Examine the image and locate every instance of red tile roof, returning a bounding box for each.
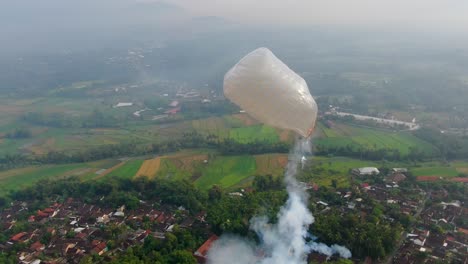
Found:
[164,107,181,115]
[417,176,439,182]
[11,232,27,242]
[30,241,45,251]
[43,208,55,213]
[458,227,468,235]
[94,242,107,252]
[156,213,166,223]
[194,235,219,258]
[76,232,87,239]
[91,240,101,247]
[37,210,49,217]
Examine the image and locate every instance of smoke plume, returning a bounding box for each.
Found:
[207,138,351,264]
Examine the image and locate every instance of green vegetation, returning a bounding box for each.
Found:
[299,157,378,187]
[229,125,279,143]
[0,163,88,194]
[411,166,460,177]
[195,156,256,189]
[106,160,144,180]
[157,158,192,181]
[316,122,436,156]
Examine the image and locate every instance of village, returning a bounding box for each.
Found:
[1,197,211,264]
[0,165,466,264]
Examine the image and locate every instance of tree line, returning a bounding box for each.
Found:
[0,132,290,170]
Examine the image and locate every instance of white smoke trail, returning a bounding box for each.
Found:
[207,138,351,264]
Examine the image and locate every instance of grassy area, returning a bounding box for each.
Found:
[315,122,436,156]
[229,125,279,143]
[411,166,460,177]
[157,158,193,181]
[105,160,144,180]
[254,154,288,176]
[192,117,229,138]
[192,116,281,144]
[195,156,256,190]
[0,163,89,194]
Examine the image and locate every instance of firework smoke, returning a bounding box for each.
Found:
[207,138,351,264]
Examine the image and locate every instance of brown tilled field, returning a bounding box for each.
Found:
[255,154,288,176]
[135,157,161,178]
[167,153,208,171]
[27,138,56,155]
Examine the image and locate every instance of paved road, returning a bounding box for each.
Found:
[329,111,420,131]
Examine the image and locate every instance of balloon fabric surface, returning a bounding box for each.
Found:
[223,47,318,138]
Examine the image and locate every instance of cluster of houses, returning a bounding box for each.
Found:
[393,195,467,263]
[0,198,212,264]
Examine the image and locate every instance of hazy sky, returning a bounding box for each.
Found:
[2,0,467,33]
[172,0,468,32]
[1,0,467,55]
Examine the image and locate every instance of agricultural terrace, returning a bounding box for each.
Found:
[1,152,466,195]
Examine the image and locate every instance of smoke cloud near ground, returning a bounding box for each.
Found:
[207,138,351,264]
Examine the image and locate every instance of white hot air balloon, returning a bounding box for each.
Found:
[224,47,318,138]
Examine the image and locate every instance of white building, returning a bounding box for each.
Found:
[353,167,380,176]
[113,102,133,108]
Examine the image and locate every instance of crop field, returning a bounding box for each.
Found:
[450,161,468,175]
[254,154,288,176]
[191,115,283,144]
[195,155,256,190]
[156,152,208,181]
[135,157,161,179]
[153,150,209,180]
[104,160,144,180]
[230,113,259,126]
[192,117,230,138]
[229,125,279,143]
[314,122,436,156]
[410,166,460,177]
[0,163,89,194]
[299,156,385,188]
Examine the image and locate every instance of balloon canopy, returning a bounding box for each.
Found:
[224,47,318,138]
